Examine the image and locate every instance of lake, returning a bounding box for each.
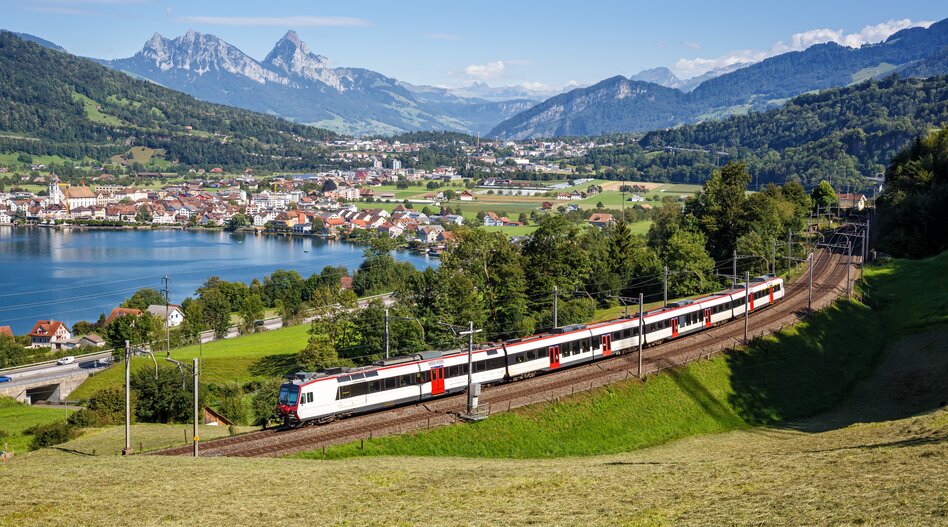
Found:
[0,227,437,334]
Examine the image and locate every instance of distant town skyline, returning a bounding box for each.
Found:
[0,0,944,90]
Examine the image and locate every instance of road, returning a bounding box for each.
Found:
[0,351,114,387]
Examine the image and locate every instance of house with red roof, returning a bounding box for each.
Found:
[0,326,13,338]
[105,307,142,325]
[28,320,72,349]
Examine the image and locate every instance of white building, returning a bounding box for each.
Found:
[391,159,402,171]
[145,304,185,328]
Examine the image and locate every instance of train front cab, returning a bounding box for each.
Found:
[276,382,301,424]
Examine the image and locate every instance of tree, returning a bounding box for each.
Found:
[225,213,250,231]
[0,335,28,369]
[810,180,839,211]
[200,288,232,338]
[135,205,152,224]
[249,378,283,425]
[689,161,752,259]
[297,332,345,371]
[321,179,338,193]
[132,365,197,423]
[239,294,265,333]
[662,229,716,297]
[122,288,165,311]
[522,215,590,303]
[104,312,161,350]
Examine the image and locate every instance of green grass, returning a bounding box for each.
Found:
[69,324,311,400]
[71,92,126,126]
[0,398,73,453]
[56,423,258,456]
[482,225,539,236]
[297,251,948,460]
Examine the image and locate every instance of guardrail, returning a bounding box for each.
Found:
[0,348,115,374]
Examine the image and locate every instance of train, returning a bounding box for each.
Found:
[276,275,784,426]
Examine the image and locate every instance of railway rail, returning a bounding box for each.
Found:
[153,231,858,458]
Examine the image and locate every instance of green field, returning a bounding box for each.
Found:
[69,324,311,400]
[297,251,947,460]
[71,92,126,127]
[0,398,74,453]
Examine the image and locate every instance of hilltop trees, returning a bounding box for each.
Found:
[876,129,948,258]
[811,180,839,211]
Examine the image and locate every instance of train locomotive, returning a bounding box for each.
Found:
[276,275,784,426]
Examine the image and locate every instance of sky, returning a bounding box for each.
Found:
[1,0,945,91]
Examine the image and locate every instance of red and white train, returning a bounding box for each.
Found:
[276,275,784,426]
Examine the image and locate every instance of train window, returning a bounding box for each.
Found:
[339,386,351,399]
[368,380,381,394]
[385,377,397,391]
[516,355,525,363]
[307,393,313,403]
[475,361,487,373]
[399,374,412,387]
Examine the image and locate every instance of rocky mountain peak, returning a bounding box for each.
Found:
[263,29,341,91]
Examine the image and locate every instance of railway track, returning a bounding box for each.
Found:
[153,233,857,458]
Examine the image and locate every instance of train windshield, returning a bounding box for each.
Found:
[278,384,299,405]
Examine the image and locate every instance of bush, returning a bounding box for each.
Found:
[250,378,283,426]
[66,409,98,428]
[214,381,249,425]
[132,365,197,424]
[69,386,134,427]
[24,421,79,451]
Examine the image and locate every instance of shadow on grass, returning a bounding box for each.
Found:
[657,357,742,430]
[248,353,299,378]
[726,300,886,432]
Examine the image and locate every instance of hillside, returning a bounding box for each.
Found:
[579,75,948,189]
[4,251,947,525]
[490,18,948,139]
[0,32,339,171]
[101,30,535,136]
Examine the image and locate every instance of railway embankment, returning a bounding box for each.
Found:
[294,250,947,459]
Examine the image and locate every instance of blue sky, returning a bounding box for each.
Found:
[2,0,944,91]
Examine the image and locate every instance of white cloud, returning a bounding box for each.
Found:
[176,15,371,27]
[425,32,461,41]
[674,18,934,78]
[464,60,507,80]
[683,41,702,51]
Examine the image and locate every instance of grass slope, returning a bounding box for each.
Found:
[69,324,310,400]
[0,408,944,526]
[298,251,947,459]
[0,398,73,453]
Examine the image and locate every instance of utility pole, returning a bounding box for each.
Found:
[455,321,482,416]
[384,308,390,359]
[663,266,668,307]
[732,249,737,288]
[786,229,792,278]
[162,274,171,355]
[192,357,199,458]
[808,253,813,312]
[123,340,131,456]
[553,286,558,329]
[743,272,750,344]
[638,293,644,379]
[771,240,776,275]
[847,240,852,300]
[864,214,871,265]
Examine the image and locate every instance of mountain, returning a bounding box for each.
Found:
[445,81,559,102]
[2,30,65,52]
[0,32,337,172]
[629,67,681,88]
[578,75,948,190]
[491,19,948,139]
[485,76,691,140]
[101,30,534,136]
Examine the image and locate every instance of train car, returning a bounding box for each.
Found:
[588,317,643,357]
[503,325,596,379]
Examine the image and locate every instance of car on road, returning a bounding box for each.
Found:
[95,357,112,367]
[56,356,76,365]
[0,375,11,383]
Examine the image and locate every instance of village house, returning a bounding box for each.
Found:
[459,191,474,201]
[145,304,185,328]
[28,320,72,349]
[588,213,616,228]
[483,211,504,227]
[837,193,868,211]
[105,307,142,325]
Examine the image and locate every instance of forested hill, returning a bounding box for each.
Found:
[580,75,948,191]
[0,32,338,171]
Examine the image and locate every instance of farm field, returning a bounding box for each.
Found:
[0,398,74,453]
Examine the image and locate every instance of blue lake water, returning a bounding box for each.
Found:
[0,227,436,334]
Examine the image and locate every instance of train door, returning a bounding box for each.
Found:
[430,366,445,395]
[601,335,612,357]
[671,318,679,338]
[548,345,561,369]
[749,290,755,311]
[704,308,712,328]
[769,286,774,303]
